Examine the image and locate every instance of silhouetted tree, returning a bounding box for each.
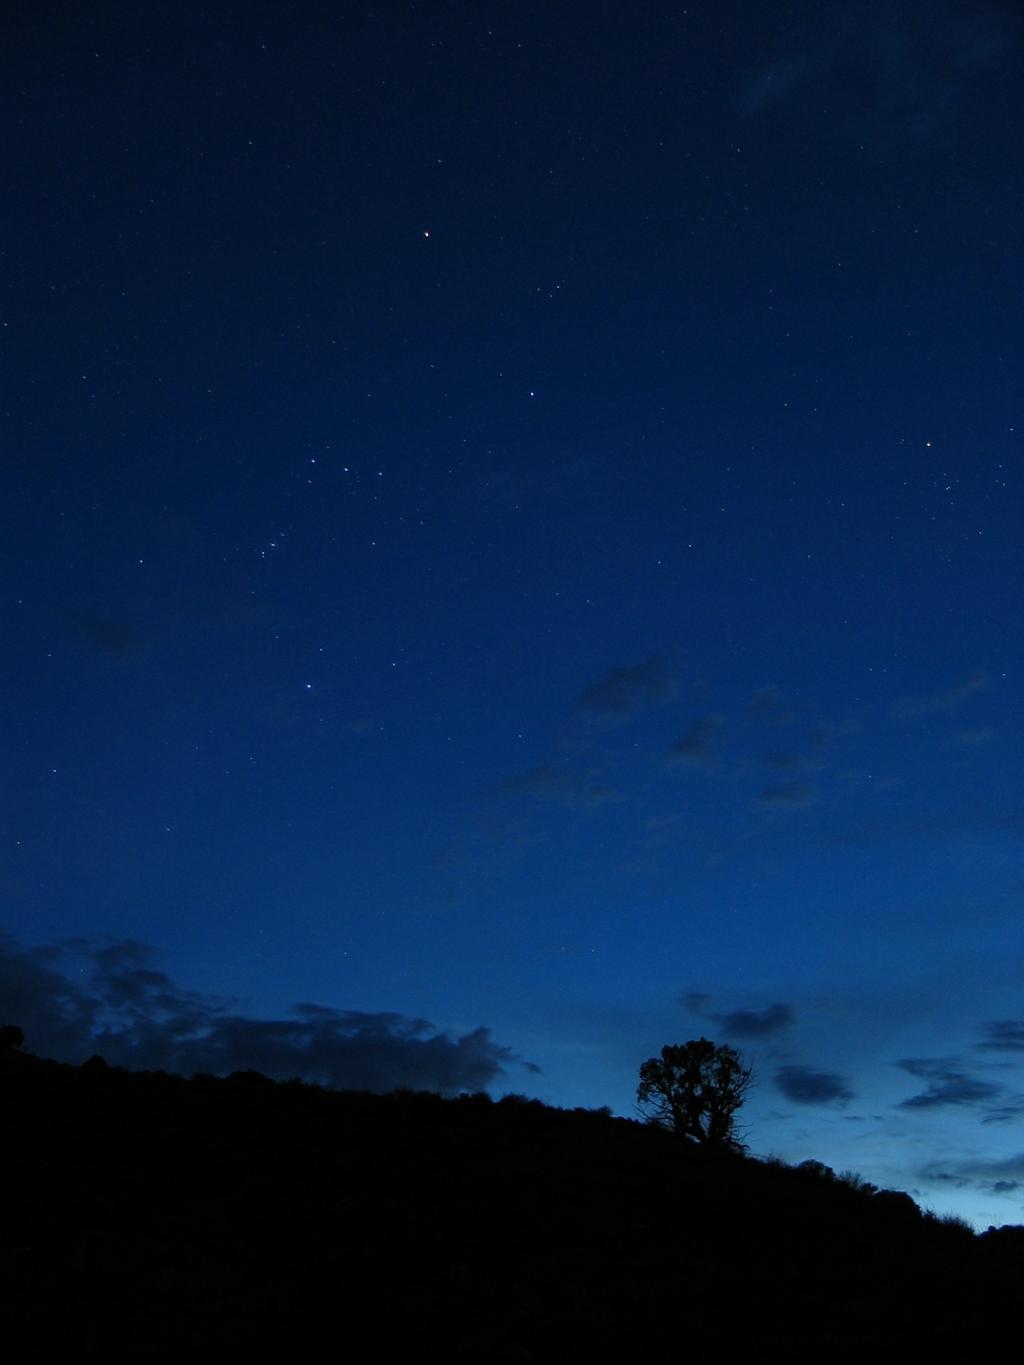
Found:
[0,1024,25,1051]
[636,1037,752,1149]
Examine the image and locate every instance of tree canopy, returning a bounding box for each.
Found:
[636,1037,752,1150]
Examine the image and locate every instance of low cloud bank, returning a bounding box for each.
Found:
[0,931,537,1094]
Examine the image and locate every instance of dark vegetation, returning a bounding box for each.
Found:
[636,1037,752,1148]
[3,1033,1022,1361]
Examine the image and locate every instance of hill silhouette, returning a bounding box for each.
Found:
[3,1038,1022,1360]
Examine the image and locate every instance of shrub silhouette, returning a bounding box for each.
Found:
[637,1037,752,1149]
[0,1024,25,1051]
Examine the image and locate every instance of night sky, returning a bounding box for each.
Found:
[3,2,1022,1228]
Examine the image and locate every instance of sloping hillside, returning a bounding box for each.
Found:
[3,1047,1021,1360]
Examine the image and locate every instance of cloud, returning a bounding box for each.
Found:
[896,1057,1002,1110]
[741,3,1013,144]
[742,49,835,116]
[493,763,619,810]
[756,782,816,809]
[666,715,724,768]
[747,686,793,727]
[981,1098,1024,1125]
[488,658,669,817]
[919,1152,1024,1194]
[681,995,796,1040]
[757,751,803,770]
[0,931,536,1094]
[680,990,713,1015]
[715,1003,796,1039]
[0,931,99,1056]
[69,610,140,653]
[978,1021,1024,1053]
[575,658,674,718]
[951,727,994,747]
[890,672,988,720]
[775,1064,854,1105]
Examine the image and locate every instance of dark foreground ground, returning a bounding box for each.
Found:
[3,1047,1022,1360]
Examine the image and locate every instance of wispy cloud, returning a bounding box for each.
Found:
[919,1152,1024,1196]
[493,763,620,811]
[977,1021,1024,1053]
[756,751,804,771]
[575,658,675,719]
[746,686,794,727]
[741,3,1014,145]
[756,782,816,810]
[487,657,674,820]
[681,990,713,1015]
[68,609,141,654]
[890,672,988,720]
[950,727,995,747]
[896,1057,1002,1110]
[666,715,724,769]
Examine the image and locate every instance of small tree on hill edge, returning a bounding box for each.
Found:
[637,1037,752,1150]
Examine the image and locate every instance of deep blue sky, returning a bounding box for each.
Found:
[3,1,1022,1227]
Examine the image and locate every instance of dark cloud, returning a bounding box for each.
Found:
[775,1064,854,1105]
[757,751,802,770]
[896,1057,1002,1110]
[681,995,796,1040]
[69,610,140,653]
[0,931,99,1057]
[747,686,793,727]
[494,763,619,810]
[890,672,988,720]
[575,658,674,718]
[0,931,536,1094]
[977,1021,1024,1053]
[680,990,713,1015]
[982,1098,1024,1125]
[756,782,815,809]
[919,1153,1024,1193]
[809,721,839,749]
[919,1169,970,1189]
[715,1003,796,1039]
[637,812,684,849]
[666,715,723,768]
